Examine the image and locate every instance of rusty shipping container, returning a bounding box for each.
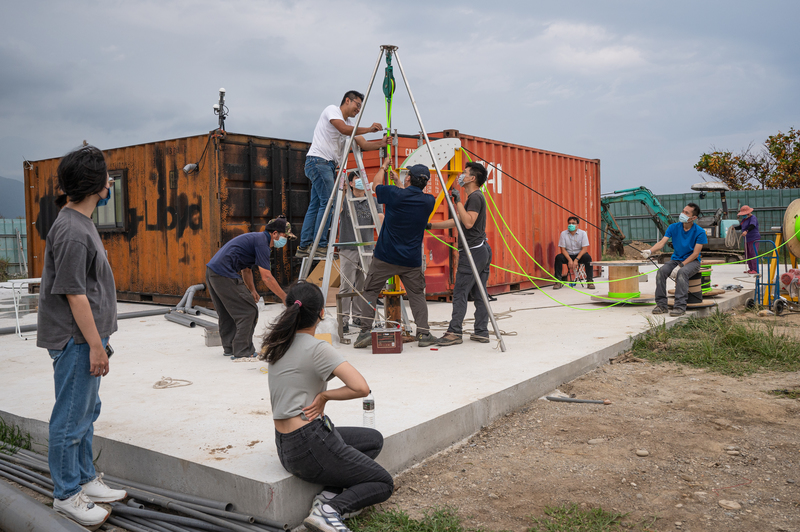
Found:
[25,132,312,305]
[346,130,601,298]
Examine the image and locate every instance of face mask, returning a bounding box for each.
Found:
[567,224,577,232]
[354,178,365,190]
[274,236,287,248]
[457,173,467,187]
[678,213,690,223]
[96,186,111,207]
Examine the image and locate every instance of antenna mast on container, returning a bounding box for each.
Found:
[213,88,227,131]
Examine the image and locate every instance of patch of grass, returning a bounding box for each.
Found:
[767,388,800,399]
[527,504,652,531]
[0,417,33,455]
[349,506,499,532]
[631,310,800,376]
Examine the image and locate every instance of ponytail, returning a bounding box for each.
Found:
[259,282,325,364]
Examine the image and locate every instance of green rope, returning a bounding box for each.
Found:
[383,51,396,184]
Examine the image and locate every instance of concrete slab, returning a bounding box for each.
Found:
[0,265,756,526]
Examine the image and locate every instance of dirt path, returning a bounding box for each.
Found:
[388,315,800,531]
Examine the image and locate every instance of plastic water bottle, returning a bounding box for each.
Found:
[363,391,375,428]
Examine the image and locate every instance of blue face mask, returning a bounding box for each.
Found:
[274,236,287,248]
[354,178,365,191]
[457,173,467,187]
[679,213,690,223]
[96,186,111,207]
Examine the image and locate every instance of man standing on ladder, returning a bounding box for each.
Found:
[428,162,493,345]
[296,91,385,259]
[353,162,439,348]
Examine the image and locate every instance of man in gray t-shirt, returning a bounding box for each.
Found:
[428,162,493,346]
[553,216,594,289]
[38,207,118,349]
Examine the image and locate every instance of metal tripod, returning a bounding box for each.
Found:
[300,44,507,352]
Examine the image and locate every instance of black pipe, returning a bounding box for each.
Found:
[109,504,235,532]
[103,475,233,512]
[0,481,88,532]
[0,307,171,336]
[0,467,53,498]
[108,516,161,532]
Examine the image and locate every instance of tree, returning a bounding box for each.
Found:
[694,127,800,189]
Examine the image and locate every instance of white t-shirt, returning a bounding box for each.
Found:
[558,228,590,255]
[307,105,355,164]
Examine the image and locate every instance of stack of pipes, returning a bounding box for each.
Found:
[0,446,286,532]
[165,284,220,330]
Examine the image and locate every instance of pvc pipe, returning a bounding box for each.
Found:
[103,475,233,511]
[0,459,53,486]
[152,519,208,532]
[191,306,218,319]
[0,307,171,335]
[0,461,53,488]
[165,312,197,328]
[184,285,205,310]
[108,515,161,532]
[0,468,53,498]
[128,498,146,509]
[0,480,89,532]
[125,514,177,532]
[175,500,256,523]
[109,504,238,532]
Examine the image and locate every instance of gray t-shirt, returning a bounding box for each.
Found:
[37,207,118,350]
[340,198,382,249]
[459,190,487,250]
[268,333,346,420]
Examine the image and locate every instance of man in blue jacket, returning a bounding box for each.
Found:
[206,217,291,359]
[641,203,707,317]
[353,161,439,348]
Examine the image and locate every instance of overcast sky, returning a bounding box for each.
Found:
[1,1,798,194]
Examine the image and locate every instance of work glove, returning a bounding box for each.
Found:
[669,265,682,281]
[640,249,652,259]
[450,189,461,203]
[425,223,432,230]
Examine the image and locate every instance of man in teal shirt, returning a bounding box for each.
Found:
[641,203,707,317]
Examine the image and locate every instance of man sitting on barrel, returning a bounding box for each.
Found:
[641,203,707,317]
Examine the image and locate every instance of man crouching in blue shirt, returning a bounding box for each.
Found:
[353,160,440,348]
[641,203,708,317]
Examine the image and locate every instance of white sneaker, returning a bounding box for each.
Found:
[81,473,127,503]
[303,501,352,532]
[53,491,109,527]
[312,491,362,519]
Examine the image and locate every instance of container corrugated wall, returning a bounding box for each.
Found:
[345,131,601,297]
[24,132,311,304]
[606,188,800,245]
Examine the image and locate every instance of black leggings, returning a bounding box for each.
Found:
[275,417,393,515]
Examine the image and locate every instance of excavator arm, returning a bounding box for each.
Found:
[600,186,675,255]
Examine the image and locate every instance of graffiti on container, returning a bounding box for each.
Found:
[127,195,203,239]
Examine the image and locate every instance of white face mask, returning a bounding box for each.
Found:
[679,213,690,223]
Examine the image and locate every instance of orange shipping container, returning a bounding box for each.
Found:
[25,132,312,305]
[346,130,601,298]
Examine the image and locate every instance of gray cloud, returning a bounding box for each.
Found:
[1,0,798,196]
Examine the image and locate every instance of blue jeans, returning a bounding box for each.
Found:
[300,156,337,248]
[275,417,393,516]
[48,337,107,500]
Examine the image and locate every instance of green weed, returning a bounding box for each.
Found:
[349,506,498,532]
[632,310,800,375]
[0,417,33,455]
[527,504,653,532]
